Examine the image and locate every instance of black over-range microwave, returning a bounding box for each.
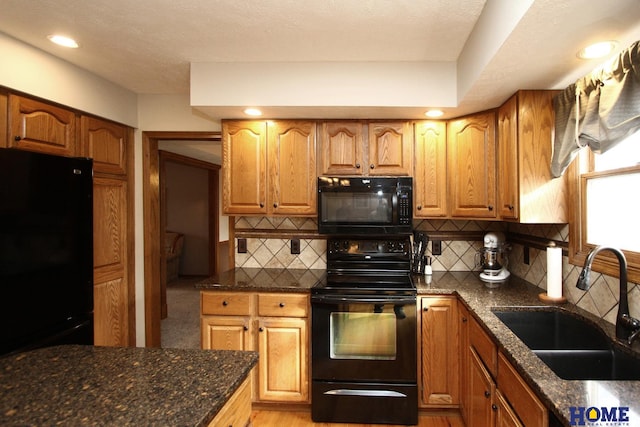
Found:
[317,177,413,235]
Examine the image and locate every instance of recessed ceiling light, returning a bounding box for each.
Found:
[577,41,617,60]
[425,109,444,118]
[243,108,262,116]
[47,34,79,48]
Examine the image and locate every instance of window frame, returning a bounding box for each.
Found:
[568,149,640,283]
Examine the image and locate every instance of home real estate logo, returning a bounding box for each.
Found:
[569,406,631,426]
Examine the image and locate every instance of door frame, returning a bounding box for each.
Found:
[142,131,221,347]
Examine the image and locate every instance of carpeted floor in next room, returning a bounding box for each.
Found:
[161,276,205,349]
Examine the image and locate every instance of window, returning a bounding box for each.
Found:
[570,131,640,282]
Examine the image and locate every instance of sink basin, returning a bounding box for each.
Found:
[493,308,640,380]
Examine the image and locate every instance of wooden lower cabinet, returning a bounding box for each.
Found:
[419,296,459,407]
[207,376,252,427]
[461,315,548,427]
[257,316,308,402]
[201,291,310,404]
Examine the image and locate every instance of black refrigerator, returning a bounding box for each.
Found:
[0,149,94,356]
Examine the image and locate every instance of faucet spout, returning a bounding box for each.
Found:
[576,246,639,345]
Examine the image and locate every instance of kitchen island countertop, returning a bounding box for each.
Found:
[0,345,258,426]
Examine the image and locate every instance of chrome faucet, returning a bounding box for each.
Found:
[576,246,640,346]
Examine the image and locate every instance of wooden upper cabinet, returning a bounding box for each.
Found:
[319,121,365,175]
[414,121,447,217]
[318,121,412,176]
[447,111,497,219]
[8,94,77,156]
[81,116,127,175]
[268,121,317,216]
[222,121,268,215]
[497,90,568,223]
[497,96,519,219]
[368,121,413,175]
[222,120,316,216]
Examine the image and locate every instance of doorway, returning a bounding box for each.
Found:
[143,131,222,347]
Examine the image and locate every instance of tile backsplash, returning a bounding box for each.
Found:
[233,217,639,327]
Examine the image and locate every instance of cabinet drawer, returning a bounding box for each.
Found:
[258,293,308,317]
[201,292,252,316]
[498,352,548,427]
[469,316,498,378]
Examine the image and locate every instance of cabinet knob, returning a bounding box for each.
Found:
[370,164,375,169]
[355,163,361,169]
[259,202,264,208]
[243,325,248,331]
[273,202,278,208]
[484,390,491,398]
[487,205,494,211]
[279,302,285,308]
[14,136,21,141]
[508,205,514,210]
[222,300,228,306]
[417,205,422,211]
[462,317,468,323]
[259,327,264,332]
[423,307,429,312]
[492,404,498,411]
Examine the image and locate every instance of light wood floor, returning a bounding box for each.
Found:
[250,409,465,426]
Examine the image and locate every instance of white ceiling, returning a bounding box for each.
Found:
[1,0,640,120]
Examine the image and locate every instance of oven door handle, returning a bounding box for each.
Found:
[311,295,416,305]
[324,389,408,398]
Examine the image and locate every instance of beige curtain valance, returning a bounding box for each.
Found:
[551,40,640,177]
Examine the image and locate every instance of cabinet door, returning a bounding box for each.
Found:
[222,121,268,214]
[468,348,496,427]
[93,177,132,346]
[496,389,524,427]
[459,303,471,424]
[201,315,252,351]
[81,116,128,175]
[257,317,309,402]
[319,121,365,175]
[414,121,447,217]
[448,112,497,218]
[497,95,519,220]
[420,297,459,406]
[268,121,317,215]
[516,91,567,223]
[368,121,413,175]
[9,94,77,156]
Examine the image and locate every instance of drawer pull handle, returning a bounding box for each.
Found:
[259,327,264,332]
[484,390,491,398]
[492,404,498,411]
[222,301,228,306]
[279,302,285,308]
[243,326,248,331]
[14,136,21,141]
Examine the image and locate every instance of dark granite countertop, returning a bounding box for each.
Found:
[198,267,640,426]
[0,345,258,426]
[197,267,324,292]
[414,271,640,427]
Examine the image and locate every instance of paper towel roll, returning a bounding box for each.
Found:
[547,246,563,298]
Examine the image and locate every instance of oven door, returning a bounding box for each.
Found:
[311,292,416,382]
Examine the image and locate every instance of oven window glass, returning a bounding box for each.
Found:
[329,311,396,360]
[320,192,393,223]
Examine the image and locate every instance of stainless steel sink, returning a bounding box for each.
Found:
[492,308,640,380]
